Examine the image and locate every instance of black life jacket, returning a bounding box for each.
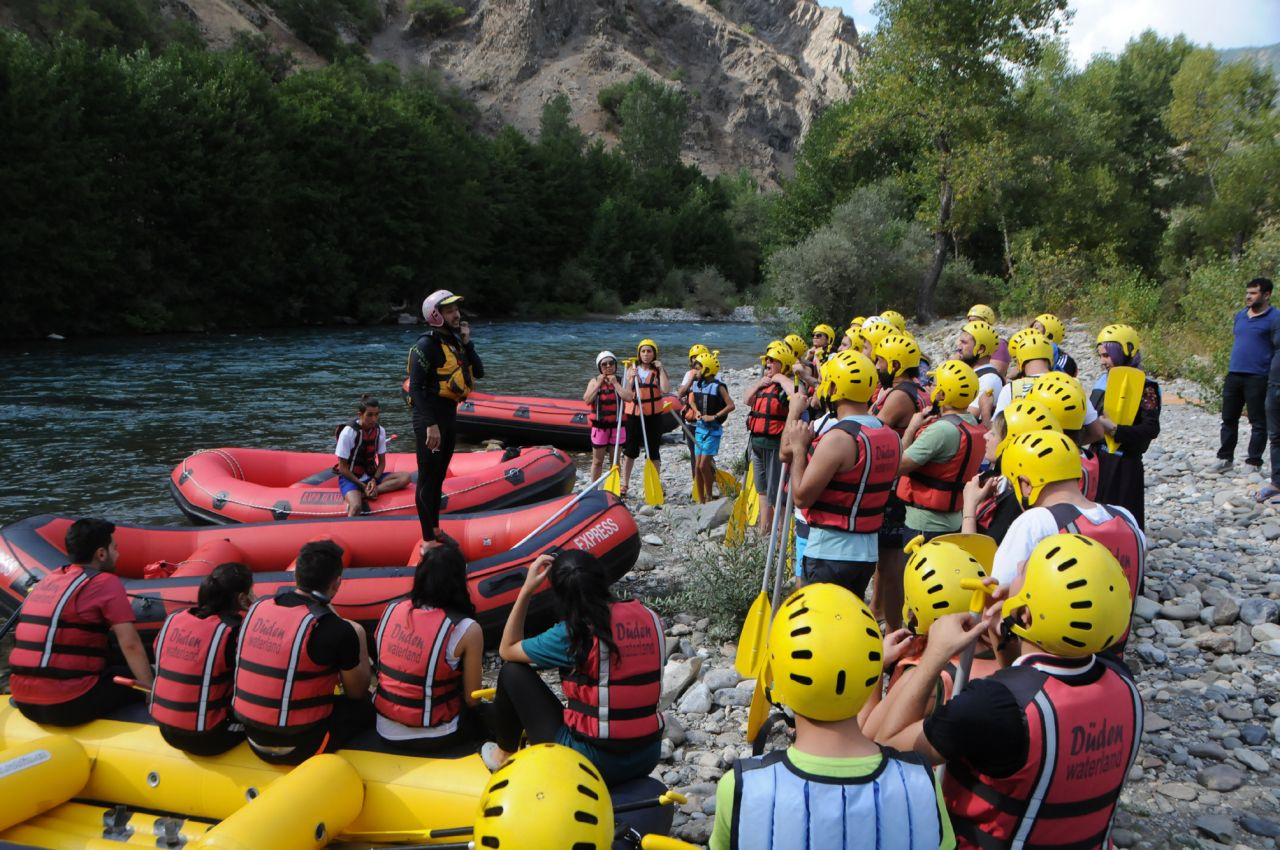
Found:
[333,419,380,478]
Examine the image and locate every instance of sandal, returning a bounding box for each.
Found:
[1255,484,1280,504]
[480,741,508,772]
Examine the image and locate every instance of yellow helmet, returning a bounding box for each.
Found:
[1007,329,1053,368]
[1032,313,1065,344]
[818,350,879,404]
[967,304,997,325]
[844,325,868,353]
[1002,534,1132,657]
[862,316,895,345]
[879,309,907,332]
[688,343,710,360]
[472,743,614,849]
[902,535,989,634]
[850,316,868,330]
[1030,373,1087,430]
[874,333,922,377]
[636,338,659,358]
[812,323,837,345]
[961,320,999,358]
[784,334,808,359]
[764,340,797,372]
[997,399,1062,458]
[929,359,980,408]
[1096,324,1140,359]
[694,350,721,379]
[1001,429,1082,509]
[768,583,883,721]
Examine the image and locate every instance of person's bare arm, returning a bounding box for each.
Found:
[459,623,485,706]
[340,620,372,698]
[789,425,851,509]
[112,622,154,688]
[499,554,552,663]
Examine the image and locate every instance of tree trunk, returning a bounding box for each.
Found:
[918,175,953,322]
[1000,215,1014,277]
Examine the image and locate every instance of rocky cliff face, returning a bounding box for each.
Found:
[375,0,858,184]
[162,0,860,184]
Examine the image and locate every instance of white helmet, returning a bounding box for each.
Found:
[596,351,618,371]
[422,289,463,327]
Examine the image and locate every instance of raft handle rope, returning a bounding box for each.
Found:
[177,448,563,518]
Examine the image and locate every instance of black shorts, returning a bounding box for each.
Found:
[623,414,666,460]
[878,492,908,545]
[802,557,876,599]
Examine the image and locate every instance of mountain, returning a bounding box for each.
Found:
[1218,43,1280,79]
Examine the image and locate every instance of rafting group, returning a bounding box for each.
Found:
[0,289,1162,849]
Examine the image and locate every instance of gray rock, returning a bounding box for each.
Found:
[1144,714,1172,733]
[1188,741,1229,761]
[1252,622,1280,642]
[1257,639,1280,657]
[712,687,751,707]
[1197,764,1246,791]
[1110,828,1138,848]
[1136,643,1167,665]
[696,498,733,532]
[1219,704,1253,722]
[1240,815,1280,839]
[1193,814,1235,844]
[1240,599,1280,626]
[1240,724,1268,746]
[1234,748,1270,772]
[1160,602,1203,621]
[676,682,712,715]
[1151,619,1182,640]
[1133,596,1162,621]
[664,714,687,746]
[1234,622,1256,654]
[1156,781,1199,801]
[1261,523,1280,541]
[642,533,665,546]
[703,667,742,692]
[660,657,703,710]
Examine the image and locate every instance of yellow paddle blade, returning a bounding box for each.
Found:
[716,468,741,498]
[735,591,771,677]
[602,465,621,496]
[747,483,760,525]
[1104,366,1144,427]
[643,460,664,506]
[725,496,747,546]
[692,475,703,503]
[746,662,771,744]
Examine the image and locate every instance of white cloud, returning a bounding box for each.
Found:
[826,0,1280,64]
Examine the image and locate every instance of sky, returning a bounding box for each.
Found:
[832,0,1280,67]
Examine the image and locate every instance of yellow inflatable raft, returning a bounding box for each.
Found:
[0,697,490,849]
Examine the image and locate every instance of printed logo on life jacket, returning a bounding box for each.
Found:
[615,619,654,642]
[875,443,898,462]
[248,617,287,656]
[300,492,345,505]
[573,517,620,551]
[384,622,426,661]
[1066,718,1127,780]
[164,626,205,662]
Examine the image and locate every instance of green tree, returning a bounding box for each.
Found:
[617,74,689,175]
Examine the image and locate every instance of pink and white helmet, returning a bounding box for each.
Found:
[422,289,464,327]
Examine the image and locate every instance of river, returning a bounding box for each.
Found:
[0,320,769,525]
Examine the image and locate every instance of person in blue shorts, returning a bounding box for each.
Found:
[334,396,411,516]
[484,550,665,785]
[688,350,736,502]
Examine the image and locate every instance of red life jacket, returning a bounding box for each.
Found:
[232,592,339,730]
[943,654,1143,850]
[801,420,901,534]
[332,419,380,478]
[1079,450,1100,501]
[9,566,110,684]
[747,382,789,437]
[591,381,622,429]
[872,381,930,436]
[150,608,239,732]
[897,415,988,513]
[562,601,665,744]
[626,369,663,417]
[1045,503,1145,651]
[372,601,464,729]
[889,650,1002,709]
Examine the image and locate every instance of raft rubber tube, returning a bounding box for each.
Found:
[169,445,575,524]
[456,391,684,452]
[0,490,640,644]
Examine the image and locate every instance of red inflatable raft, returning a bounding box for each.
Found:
[455,391,684,451]
[0,490,638,644]
[169,445,575,524]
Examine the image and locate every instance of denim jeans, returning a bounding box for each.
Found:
[1219,372,1269,465]
[1268,383,1280,487]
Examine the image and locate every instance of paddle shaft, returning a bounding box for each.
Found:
[759,462,790,594]
[769,485,796,612]
[511,469,612,550]
[0,606,20,640]
[633,371,654,461]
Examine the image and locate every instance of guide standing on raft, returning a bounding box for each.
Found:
[408,290,483,544]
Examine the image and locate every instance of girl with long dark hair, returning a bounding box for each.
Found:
[483,550,665,784]
[150,562,254,756]
[373,543,486,751]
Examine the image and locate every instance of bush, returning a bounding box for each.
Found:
[684,266,735,316]
[652,539,781,643]
[407,0,464,34]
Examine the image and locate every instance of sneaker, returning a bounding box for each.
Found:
[1213,459,1234,473]
[480,741,507,772]
[1256,484,1280,504]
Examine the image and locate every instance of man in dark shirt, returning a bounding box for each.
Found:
[1217,277,1276,472]
[408,290,484,543]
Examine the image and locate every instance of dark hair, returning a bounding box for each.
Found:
[1248,277,1274,296]
[1100,341,1142,369]
[294,540,345,593]
[412,544,476,618]
[65,518,115,564]
[196,562,254,618]
[548,550,618,669]
[358,394,380,412]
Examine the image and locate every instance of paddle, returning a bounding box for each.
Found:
[768,484,796,612]
[949,578,993,698]
[745,660,771,745]
[602,393,625,496]
[509,469,612,551]
[112,675,151,693]
[634,370,664,506]
[734,464,789,678]
[1103,365,1144,453]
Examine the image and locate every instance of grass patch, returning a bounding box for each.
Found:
[652,538,786,643]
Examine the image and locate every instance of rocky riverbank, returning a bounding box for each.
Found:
[607,318,1280,847]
